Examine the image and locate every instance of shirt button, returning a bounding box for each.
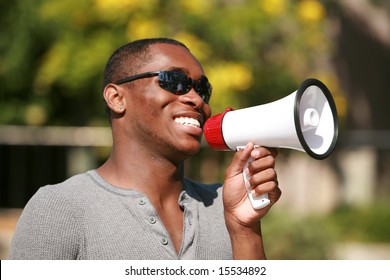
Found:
[138,198,146,205]
[148,216,157,224]
[161,237,168,245]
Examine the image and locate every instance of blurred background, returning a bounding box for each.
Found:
[0,0,389,259]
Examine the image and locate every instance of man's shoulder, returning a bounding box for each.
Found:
[32,170,97,201]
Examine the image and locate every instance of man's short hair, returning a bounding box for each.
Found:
[102,38,188,91]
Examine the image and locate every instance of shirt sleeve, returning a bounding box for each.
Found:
[8,186,81,260]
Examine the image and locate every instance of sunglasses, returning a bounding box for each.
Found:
[115,70,212,104]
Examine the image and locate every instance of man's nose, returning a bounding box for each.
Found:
[178,88,204,109]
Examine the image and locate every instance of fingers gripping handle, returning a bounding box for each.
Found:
[243,159,271,209]
[238,146,271,209]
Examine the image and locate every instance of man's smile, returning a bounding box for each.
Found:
[174,117,201,128]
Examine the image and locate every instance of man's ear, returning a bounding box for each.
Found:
[103,84,126,114]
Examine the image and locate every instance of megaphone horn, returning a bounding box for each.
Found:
[203,78,339,209]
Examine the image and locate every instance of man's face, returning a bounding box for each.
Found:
[121,43,212,162]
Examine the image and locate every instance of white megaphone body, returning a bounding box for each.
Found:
[203,78,338,209]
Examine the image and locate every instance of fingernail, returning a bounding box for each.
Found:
[245,180,251,189]
[252,149,261,158]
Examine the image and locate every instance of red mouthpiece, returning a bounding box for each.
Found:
[203,107,234,151]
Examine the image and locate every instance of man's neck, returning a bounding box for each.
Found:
[96,147,185,204]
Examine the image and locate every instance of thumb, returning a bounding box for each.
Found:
[226,142,254,178]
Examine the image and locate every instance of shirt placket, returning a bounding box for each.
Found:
[135,195,178,258]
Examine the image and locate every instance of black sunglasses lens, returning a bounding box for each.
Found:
[158,71,212,103]
[195,77,212,104]
[158,72,191,94]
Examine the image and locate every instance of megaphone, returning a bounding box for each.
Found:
[203,78,338,209]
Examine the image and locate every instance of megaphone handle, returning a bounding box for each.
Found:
[238,146,271,209]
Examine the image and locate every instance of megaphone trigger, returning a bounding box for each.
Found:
[237,145,271,209]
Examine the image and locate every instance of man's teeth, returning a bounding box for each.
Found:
[174,117,201,128]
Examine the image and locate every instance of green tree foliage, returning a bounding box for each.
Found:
[1,0,338,127]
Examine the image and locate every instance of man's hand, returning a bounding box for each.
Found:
[223,142,281,259]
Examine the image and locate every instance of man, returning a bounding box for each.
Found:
[9,38,281,259]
